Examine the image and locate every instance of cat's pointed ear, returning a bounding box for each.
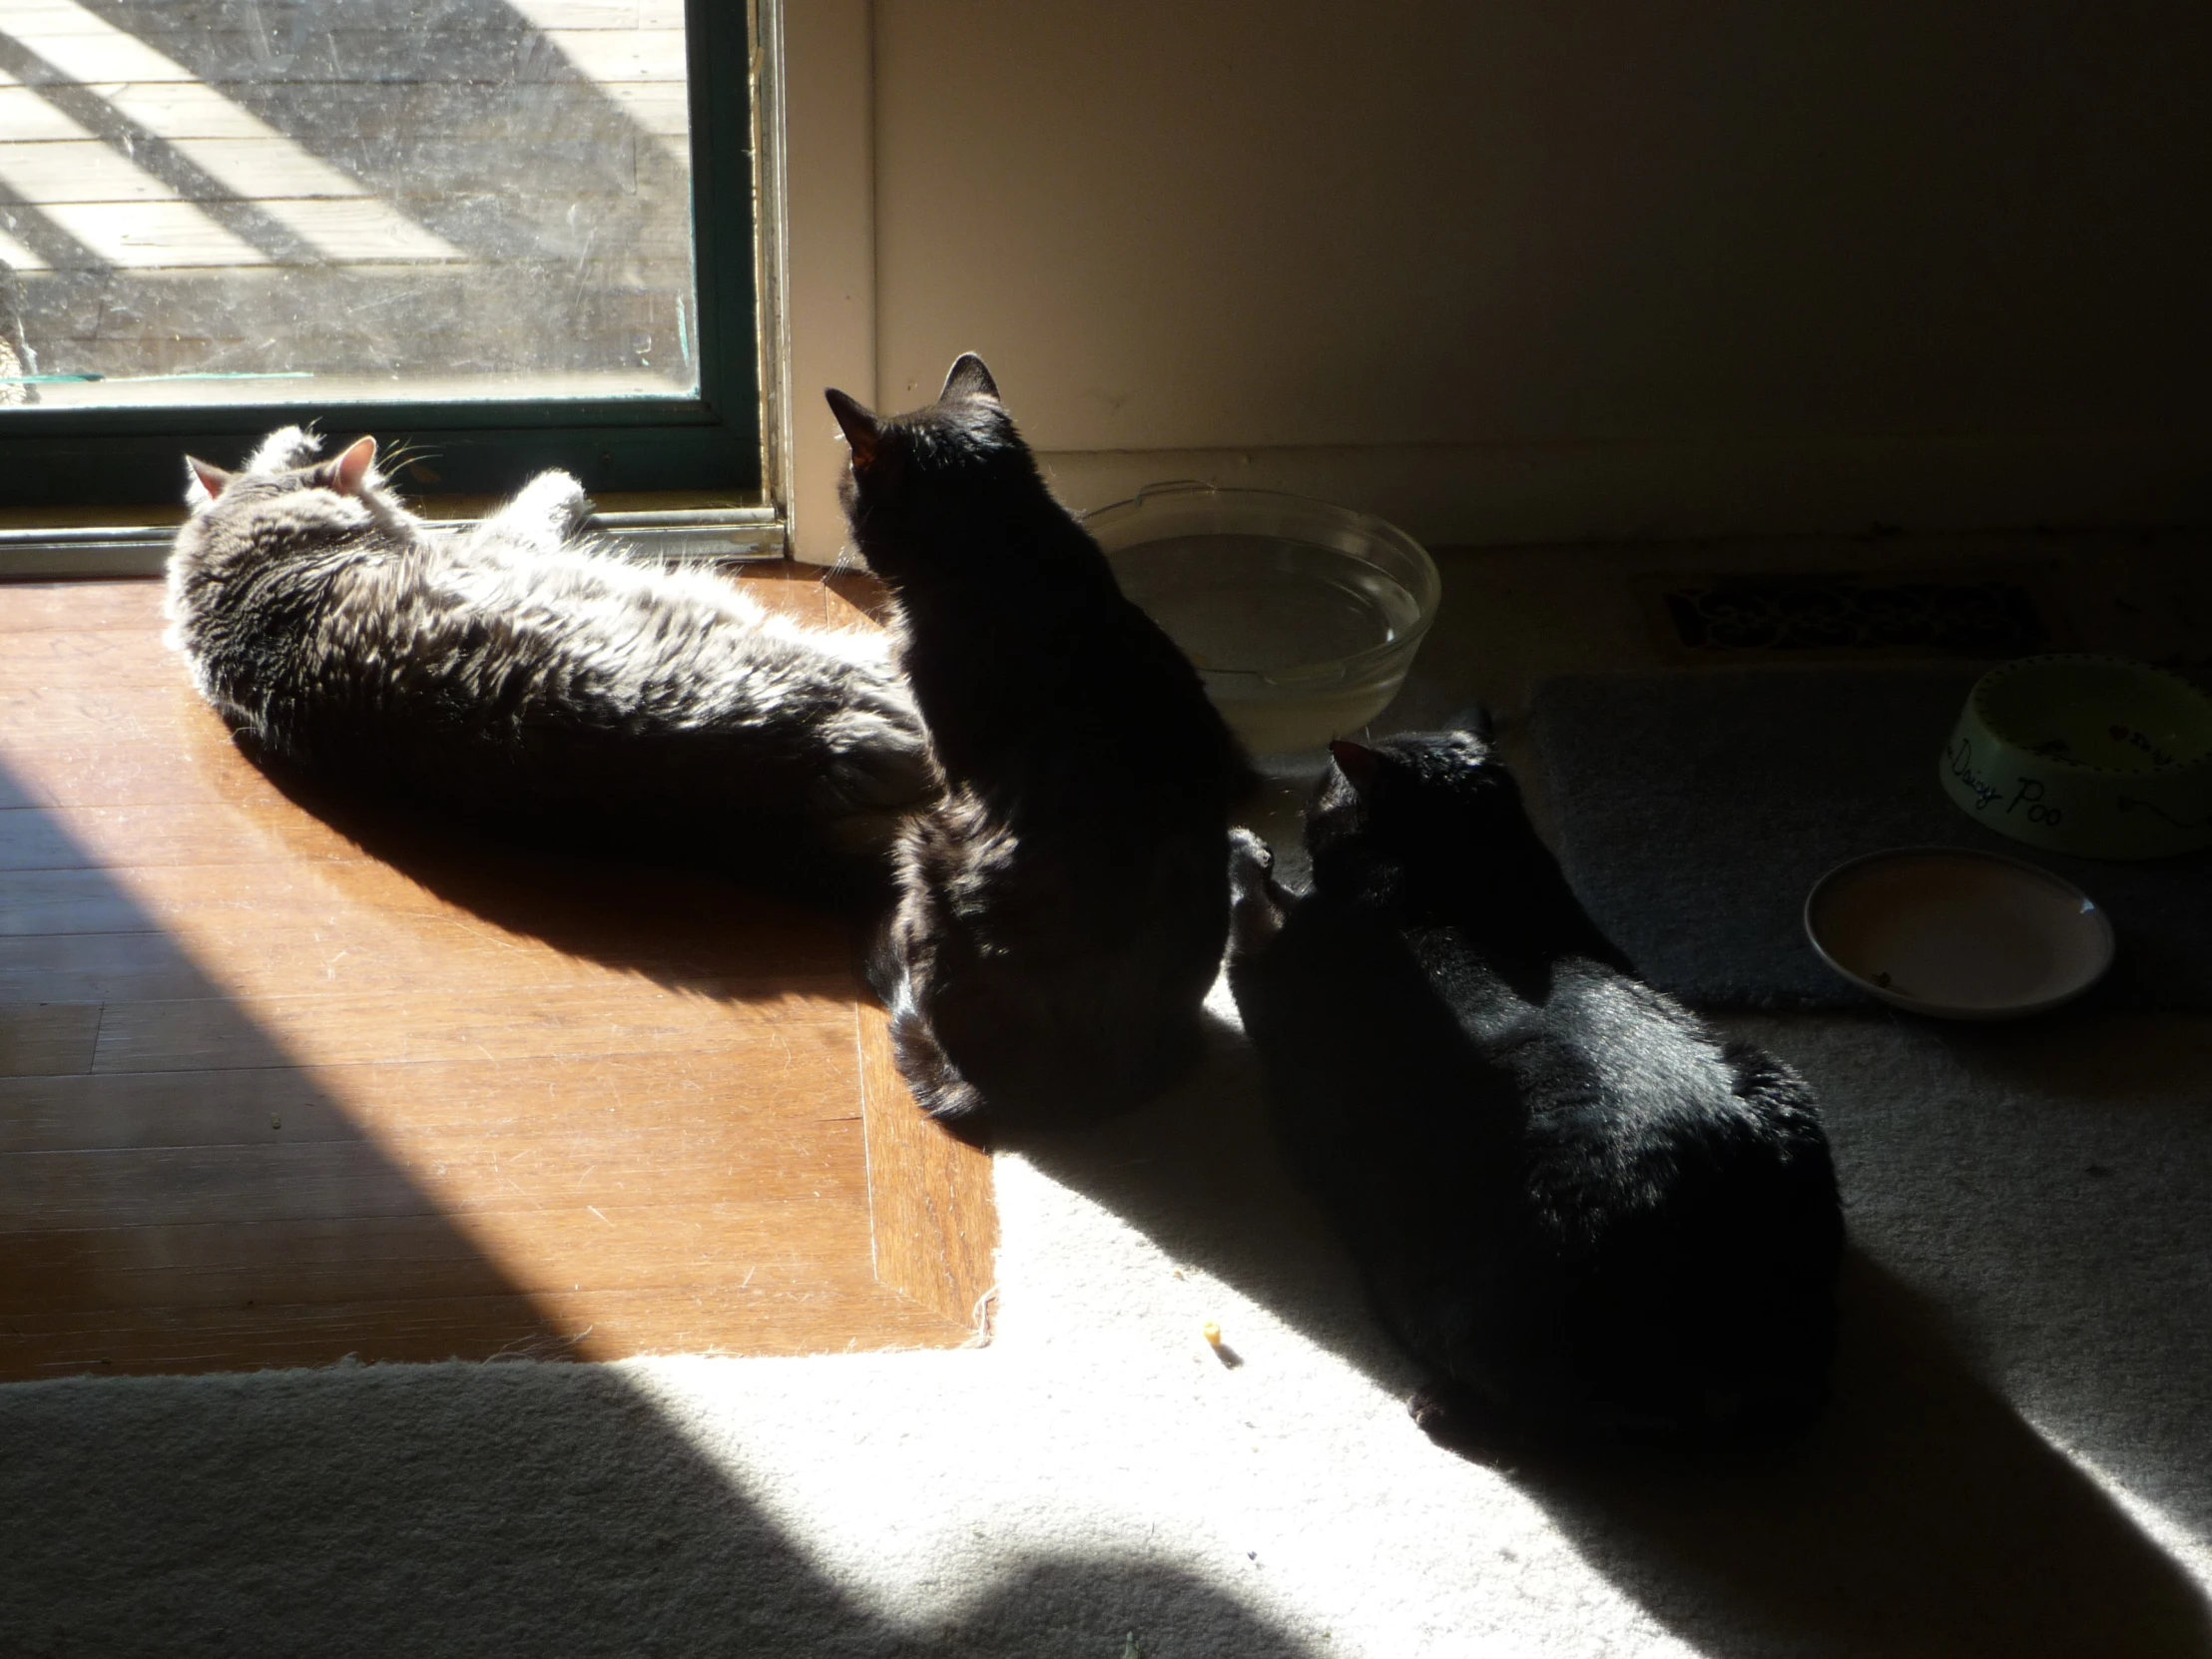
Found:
[1329,738,1381,797]
[939,352,999,403]
[1448,705,1496,745]
[825,388,884,469]
[329,434,377,496]
[185,456,233,505]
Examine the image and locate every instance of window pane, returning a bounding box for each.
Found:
[0,0,699,411]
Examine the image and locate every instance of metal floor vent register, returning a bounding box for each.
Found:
[1644,572,2070,661]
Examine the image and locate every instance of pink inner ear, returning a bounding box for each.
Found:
[187,457,231,501]
[824,388,883,470]
[332,435,377,495]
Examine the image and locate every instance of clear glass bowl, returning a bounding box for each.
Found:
[1084,482,1441,757]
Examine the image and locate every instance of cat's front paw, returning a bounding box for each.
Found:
[1227,826,1274,875]
[1227,828,1287,956]
[1407,1382,1512,1460]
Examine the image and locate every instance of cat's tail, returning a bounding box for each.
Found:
[863,903,992,1132]
[888,1008,990,1139]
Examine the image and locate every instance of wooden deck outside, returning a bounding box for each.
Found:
[0,571,996,1379]
[0,0,698,407]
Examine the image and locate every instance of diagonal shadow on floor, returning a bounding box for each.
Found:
[0,751,1319,1656]
[0,1355,1322,1658]
[0,754,618,1375]
[1010,1004,2212,1658]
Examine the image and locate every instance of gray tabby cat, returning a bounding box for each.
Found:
[166,426,931,903]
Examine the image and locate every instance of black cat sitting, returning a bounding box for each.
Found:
[1227,725,1843,1445]
[828,354,1255,1137]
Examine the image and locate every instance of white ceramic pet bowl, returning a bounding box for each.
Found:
[1085,482,1441,757]
[1939,654,2212,858]
[1804,846,2113,1019]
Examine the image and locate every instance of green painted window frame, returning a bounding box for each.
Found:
[0,0,764,512]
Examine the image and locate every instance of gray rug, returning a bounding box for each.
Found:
[1531,668,2212,1011]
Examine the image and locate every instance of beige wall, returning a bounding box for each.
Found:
[856,0,2211,545]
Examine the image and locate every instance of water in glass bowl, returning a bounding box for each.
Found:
[1108,533,1427,756]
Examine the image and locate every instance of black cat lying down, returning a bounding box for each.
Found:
[1227,726,1843,1445]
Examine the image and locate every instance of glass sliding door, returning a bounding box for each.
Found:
[0,0,764,508]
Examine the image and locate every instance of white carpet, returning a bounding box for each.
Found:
[6,984,2212,1658]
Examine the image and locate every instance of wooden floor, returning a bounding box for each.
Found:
[0,570,994,1380]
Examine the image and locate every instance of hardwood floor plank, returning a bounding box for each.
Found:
[0,1053,865,1155]
[0,802,368,871]
[0,628,198,689]
[0,1203,879,1315]
[0,1124,859,1233]
[92,979,856,1073]
[0,893,847,1000]
[0,683,207,747]
[0,857,847,975]
[0,583,166,633]
[0,739,266,811]
[0,930,215,1004]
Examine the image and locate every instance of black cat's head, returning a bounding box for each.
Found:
[824,354,1058,578]
[1307,722,1530,866]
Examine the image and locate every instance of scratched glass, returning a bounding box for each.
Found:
[0,0,698,410]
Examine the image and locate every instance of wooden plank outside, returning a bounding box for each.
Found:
[0,1001,103,1076]
[85,80,691,144]
[52,1,682,35]
[0,139,378,206]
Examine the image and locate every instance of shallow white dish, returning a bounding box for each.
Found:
[1803,847,2114,1019]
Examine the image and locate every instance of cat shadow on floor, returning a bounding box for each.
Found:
[1010,1007,2212,1659]
[245,754,878,1003]
[1496,1252,2212,1659]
